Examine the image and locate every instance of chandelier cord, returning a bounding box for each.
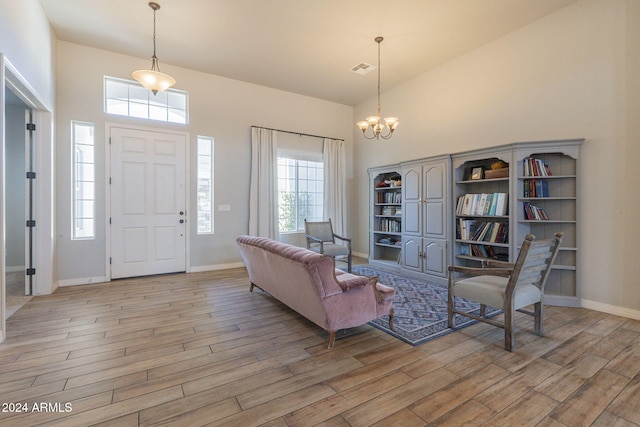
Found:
[376,39,381,118]
[151,4,160,71]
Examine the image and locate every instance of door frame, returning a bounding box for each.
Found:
[105,123,191,281]
[1,55,55,343]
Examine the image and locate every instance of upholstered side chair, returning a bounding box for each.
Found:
[304,218,352,272]
[447,232,563,351]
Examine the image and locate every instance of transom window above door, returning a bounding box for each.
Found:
[104,76,188,124]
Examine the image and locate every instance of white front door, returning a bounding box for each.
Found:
[110,126,187,279]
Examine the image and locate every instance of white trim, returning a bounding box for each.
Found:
[189,262,246,273]
[58,276,109,287]
[581,299,640,321]
[353,250,368,259]
[544,295,581,308]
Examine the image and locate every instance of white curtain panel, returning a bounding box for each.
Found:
[249,128,279,239]
[323,138,347,238]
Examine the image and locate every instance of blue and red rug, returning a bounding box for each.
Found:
[352,266,501,346]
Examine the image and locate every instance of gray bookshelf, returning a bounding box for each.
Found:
[451,139,583,306]
[368,166,403,269]
[369,139,583,307]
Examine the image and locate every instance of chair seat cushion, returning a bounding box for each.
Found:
[309,243,350,257]
[453,275,542,310]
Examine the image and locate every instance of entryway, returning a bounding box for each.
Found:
[108,125,187,279]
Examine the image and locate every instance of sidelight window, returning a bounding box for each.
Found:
[72,121,95,240]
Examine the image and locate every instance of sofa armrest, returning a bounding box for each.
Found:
[369,278,394,303]
[335,275,369,292]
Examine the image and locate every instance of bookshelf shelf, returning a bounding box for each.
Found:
[455,240,509,248]
[457,177,510,184]
[518,219,577,223]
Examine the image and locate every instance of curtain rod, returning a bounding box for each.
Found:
[251,125,344,142]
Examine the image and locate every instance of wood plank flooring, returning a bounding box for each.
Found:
[1,267,639,426]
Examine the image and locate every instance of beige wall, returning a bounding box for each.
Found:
[352,0,639,314]
[54,42,354,282]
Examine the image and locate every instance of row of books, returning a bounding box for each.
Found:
[377,219,401,233]
[459,244,508,260]
[523,157,552,177]
[456,193,508,217]
[523,202,549,220]
[377,191,401,204]
[458,219,508,243]
[523,179,549,197]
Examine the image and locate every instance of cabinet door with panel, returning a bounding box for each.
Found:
[401,156,451,281]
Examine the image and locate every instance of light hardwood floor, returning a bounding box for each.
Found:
[1,267,639,426]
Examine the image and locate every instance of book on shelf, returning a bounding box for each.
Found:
[377,191,402,204]
[523,202,549,220]
[456,192,508,216]
[458,219,477,240]
[523,179,549,198]
[378,218,401,232]
[469,221,508,243]
[523,157,552,177]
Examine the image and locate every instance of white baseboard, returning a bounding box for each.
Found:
[58,276,108,287]
[581,299,640,321]
[353,251,368,259]
[545,295,581,308]
[189,262,246,273]
[55,264,247,288]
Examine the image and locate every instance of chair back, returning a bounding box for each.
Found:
[304,219,335,247]
[506,232,563,299]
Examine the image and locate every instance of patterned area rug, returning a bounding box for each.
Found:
[352,266,502,346]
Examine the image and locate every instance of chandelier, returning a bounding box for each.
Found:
[356,36,399,140]
[132,2,176,95]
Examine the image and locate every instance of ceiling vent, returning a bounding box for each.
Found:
[350,62,376,75]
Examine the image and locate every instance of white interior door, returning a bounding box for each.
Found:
[110,127,186,279]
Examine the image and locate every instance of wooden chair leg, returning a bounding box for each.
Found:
[250,282,255,292]
[534,302,544,336]
[388,308,396,332]
[480,304,487,318]
[348,253,352,272]
[447,294,456,328]
[327,331,336,349]
[504,306,515,352]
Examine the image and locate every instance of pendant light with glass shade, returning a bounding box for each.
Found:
[132,2,176,95]
[356,36,398,140]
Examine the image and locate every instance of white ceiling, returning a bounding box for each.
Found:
[38,0,578,106]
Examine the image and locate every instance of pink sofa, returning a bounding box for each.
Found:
[236,235,395,349]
